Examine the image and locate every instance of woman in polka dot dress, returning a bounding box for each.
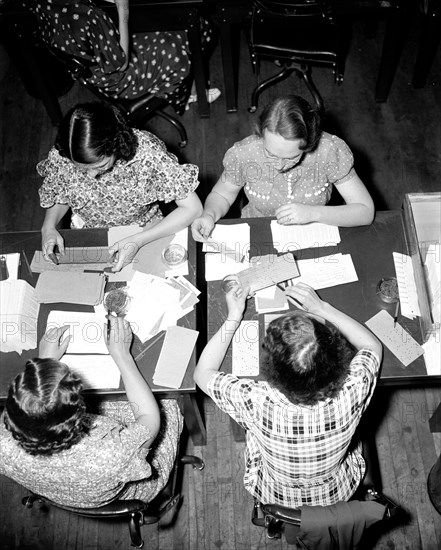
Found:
[22,0,214,114]
[191,95,374,240]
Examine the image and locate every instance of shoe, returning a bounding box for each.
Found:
[186,88,221,109]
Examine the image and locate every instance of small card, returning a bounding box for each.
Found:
[365,310,424,367]
[232,320,260,376]
[35,271,106,305]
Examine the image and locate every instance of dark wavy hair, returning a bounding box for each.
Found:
[3,358,90,456]
[255,95,322,152]
[55,102,138,163]
[261,311,355,406]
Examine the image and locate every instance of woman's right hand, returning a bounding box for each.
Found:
[105,315,133,362]
[42,227,65,261]
[225,280,249,322]
[285,283,327,317]
[191,213,215,242]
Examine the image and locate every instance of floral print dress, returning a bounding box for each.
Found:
[22,0,213,113]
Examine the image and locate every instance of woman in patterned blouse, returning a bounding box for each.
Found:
[0,319,183,508]
[192,95,374,241]
[38,102,202,271]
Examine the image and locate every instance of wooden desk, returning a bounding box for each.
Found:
[206,211,438,386]
[0,228,206,446]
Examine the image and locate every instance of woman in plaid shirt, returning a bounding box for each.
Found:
[194,282,382,507]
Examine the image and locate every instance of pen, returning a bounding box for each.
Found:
[393,300,400,327]
[107,313,112,341]
[48,252,59,265]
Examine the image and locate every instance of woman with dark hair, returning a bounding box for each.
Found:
[0,319,182,508]
[191,94,374,240]
[194,281,382,507]
[38,101,202,270]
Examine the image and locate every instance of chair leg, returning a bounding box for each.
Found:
[298,66,324,113]
[154,110,188,148]
[180,455,205,470]
[129,511,145,548]
[249,65,296,113]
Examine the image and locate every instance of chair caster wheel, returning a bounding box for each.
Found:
[248,106,257,113]
[178,140,187,148]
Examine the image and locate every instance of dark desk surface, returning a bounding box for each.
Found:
[206,211,438,387]
[0,227,198,401]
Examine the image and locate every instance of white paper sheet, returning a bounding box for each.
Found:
[47,310,109,355]
[205,253,250,281]
[422,328,441,376]
[232,320,260,376]
[271,221,341,252]
[64,354,121,389]
[393,252,421,319]
[3,253,20,280]
[202,223,251,256]
[285,253,358,290]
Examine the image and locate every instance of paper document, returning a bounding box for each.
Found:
[393,252,421,319]
[271,221,341,252]
[202,223,250,257]
[2,253,20,279]
[255,285,289,314]
[365,310,424,367]
[35,271,106,305]
[47,310,109,355]
[64,354,121,389]
[285,254,358,290]
[205,253,250,281]
[422,328,441,376]
[152,326,198,388]
[232,320,260,376]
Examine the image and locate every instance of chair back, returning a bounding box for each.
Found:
[253,0,334,18]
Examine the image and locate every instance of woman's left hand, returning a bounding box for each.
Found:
[39,326,71,360]
[225,281,250,322]
[108,237,140,272]
[276,203,316,225]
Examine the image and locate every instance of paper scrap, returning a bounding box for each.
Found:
[365,310,424,367]
[393,252,421,319]
[47,310,109,355]
[271,221,341,252]
[64,354,121,389]
[152,326,198,388]
[285,254,358,290]
[255,285,289,314]
[232,320,260,376]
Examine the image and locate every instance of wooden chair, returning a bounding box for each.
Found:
[22,454,204,548]
[251,436,405,545]
[247,0,351,113]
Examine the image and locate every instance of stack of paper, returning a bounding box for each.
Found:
[47,310,109,354]
[393,252,421,319]
[0,279,40,353]
[422,327,441,376]
[1,253,20,280]
[35,271,106,305]
[202,223,250,258]
[424,244,440,324]
[270,221,341,251]
[285,254,358,290]
[63,355,121,389]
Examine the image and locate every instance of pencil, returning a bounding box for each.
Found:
[106,313,111,341]
[275,282,303,308]
[48,252,59,265]
[393,300,400,327]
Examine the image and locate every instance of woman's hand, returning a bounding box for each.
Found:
[191,213,215,242]
[108,237,140,272]
[39,326,71,360]
[276,203,316,225]
[285,283,327,317]
[42,227,65,261]
[105,315,133,362]
[225,280,249,322]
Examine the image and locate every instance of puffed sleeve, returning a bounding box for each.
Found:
[137,132,200,203]
[222,143,246,188]
[37,148,76,208]
[321,135,356,186]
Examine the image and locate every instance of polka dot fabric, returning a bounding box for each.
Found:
[222,132,356,218]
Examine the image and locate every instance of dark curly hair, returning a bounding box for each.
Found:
[55,102,138,163]
[255,95,322,152]
[3,358,90,456]
[261,311,355,406]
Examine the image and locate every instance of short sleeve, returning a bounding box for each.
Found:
[206,372,259,430]
[321,135,356,186]
[137,132,200,203]
[222,144,246,188]
[345,349,381,412]
[37,149,76,208]
[110,422,154,483]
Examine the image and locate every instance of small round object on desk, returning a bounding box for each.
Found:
[104,289,130,316]
[162,244,187,268]
[376,277,399,304]
[221,274,241,293]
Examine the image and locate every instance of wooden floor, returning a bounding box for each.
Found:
[1,15,441,550]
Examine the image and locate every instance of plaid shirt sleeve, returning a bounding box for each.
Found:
[207,372,261,431]
[345,348,381,414]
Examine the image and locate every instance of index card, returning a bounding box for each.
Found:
[365,310,424,367]
[285,254,358,290]
[47,310,109,355]
[152,326,198,388]
[205,253,250,281]
[255,285,289,314]
[232,320,260,376]
[393,252,421,319]
[35,271,106,305]
[271,221,340,252]
[64,354,121,389]
[202,223,250,256]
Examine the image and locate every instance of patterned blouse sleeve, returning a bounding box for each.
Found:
[322,135,356,186]
[138,132,200,204]
[37,149,76,208]
[222,143,246,188]
[206,372,258,430]
[109,422,155,482]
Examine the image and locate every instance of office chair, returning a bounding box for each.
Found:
[22,453,204,548]
[251,436,404,545]
[247,0,351,113]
